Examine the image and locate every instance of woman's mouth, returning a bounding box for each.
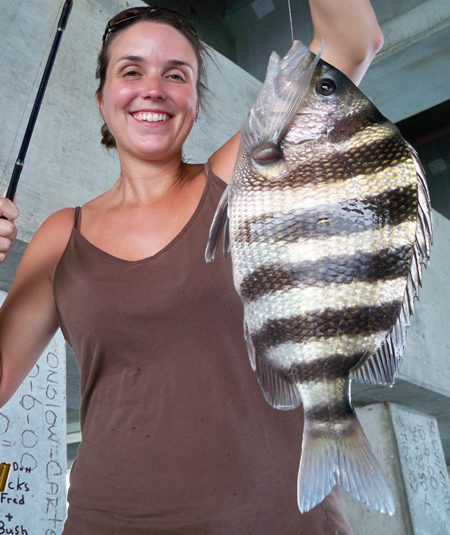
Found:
[132,112,171,123]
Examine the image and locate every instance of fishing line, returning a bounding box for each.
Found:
[287,0,294,43]
[1,3,61,192]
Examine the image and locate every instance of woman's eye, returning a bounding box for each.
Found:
[166,71,186,82]
[123,69,140,78]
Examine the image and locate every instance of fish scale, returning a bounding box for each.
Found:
[205,40,432,515]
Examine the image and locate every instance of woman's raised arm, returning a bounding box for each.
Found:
[308,0,383,85]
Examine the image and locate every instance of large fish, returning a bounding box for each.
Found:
[205,41,432,515]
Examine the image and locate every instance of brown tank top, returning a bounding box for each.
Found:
[54,165,352,534]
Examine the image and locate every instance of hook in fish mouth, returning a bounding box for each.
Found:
[251,142,284,164]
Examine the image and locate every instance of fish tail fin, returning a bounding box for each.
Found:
[298,415,395,515]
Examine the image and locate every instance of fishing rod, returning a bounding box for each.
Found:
[4,0,73,202]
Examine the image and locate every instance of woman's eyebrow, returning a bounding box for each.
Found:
[116,54,144,64]
[115,55,194,72]
[166,59,194,71]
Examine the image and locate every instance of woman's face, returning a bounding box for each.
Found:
[97,21,199,162]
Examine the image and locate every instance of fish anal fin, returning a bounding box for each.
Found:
[255,353,302,410]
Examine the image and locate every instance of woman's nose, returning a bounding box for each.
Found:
[142,76,166,100]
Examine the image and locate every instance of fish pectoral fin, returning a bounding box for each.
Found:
[254,354,302,410]
[205,184,230,263]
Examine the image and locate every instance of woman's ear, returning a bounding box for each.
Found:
[194,101,200,122]
[96,93,104,119]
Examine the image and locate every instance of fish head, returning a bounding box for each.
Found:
[285,58,377,149]
[239,40,322,182]
[238,41,380,183]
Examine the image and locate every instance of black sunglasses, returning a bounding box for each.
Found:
[102,6,197,44]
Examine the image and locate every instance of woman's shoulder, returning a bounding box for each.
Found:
[32,208,76,258]
[38,207,76,236]
[208,132,241,185]
[14,208,77,286]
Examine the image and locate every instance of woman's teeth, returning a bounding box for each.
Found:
[133,112,169,122]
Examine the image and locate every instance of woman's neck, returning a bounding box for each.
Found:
[114,152,187,205]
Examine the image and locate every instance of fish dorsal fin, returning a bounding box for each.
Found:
[241,40,323,154]
[351,145,432,386]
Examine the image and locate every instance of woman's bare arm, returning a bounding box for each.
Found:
[0,207,73,408]
[210,0,383,184]
[308,0,383,85]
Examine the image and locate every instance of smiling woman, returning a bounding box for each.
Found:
[97,22,200,163]
[95,7,210,153]
[0,2,383,534]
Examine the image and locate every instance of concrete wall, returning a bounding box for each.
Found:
[341,403,450,535]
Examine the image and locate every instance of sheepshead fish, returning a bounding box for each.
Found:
[205,40,432,515]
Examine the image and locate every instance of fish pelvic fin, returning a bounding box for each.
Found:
[205,180,230,263]
[241,41,323,155]
[351,144,433,386]
[298,413,395,515]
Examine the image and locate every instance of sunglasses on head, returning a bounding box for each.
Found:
[102,6,197,44]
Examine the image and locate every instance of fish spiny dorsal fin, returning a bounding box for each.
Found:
[241,41,324,156]
[351,146,433,386]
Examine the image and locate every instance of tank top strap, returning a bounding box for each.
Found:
[204,159,213,183]
[73,206,82,230]
[204,158,226,185]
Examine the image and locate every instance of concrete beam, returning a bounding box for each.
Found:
[373,0,450,62]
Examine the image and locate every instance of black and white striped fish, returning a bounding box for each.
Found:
[205,41,432,515]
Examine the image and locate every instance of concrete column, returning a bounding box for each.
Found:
[340,403,450,535]
[0,292,67,535]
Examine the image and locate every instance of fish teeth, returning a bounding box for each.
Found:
[133,112,169,122]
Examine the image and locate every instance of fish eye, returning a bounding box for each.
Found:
[316,78,336,96]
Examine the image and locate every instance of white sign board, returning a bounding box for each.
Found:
[391,404,450,535]
[0,291,67,534]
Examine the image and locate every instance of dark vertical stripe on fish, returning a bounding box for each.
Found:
[234,185,418,243]
[239,245,412,302]
[255,133,411,189]
[304,403,355,424]
[253,302,402,351]
[287,352,365,383]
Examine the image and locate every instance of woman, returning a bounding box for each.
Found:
[0,3,383,533]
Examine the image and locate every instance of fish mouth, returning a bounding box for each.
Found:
[241,40,323,155]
